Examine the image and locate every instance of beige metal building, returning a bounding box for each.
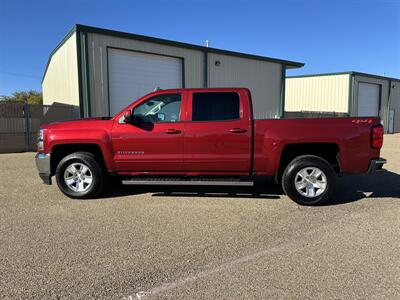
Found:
[43,24,303,119]
[285,72,400,133]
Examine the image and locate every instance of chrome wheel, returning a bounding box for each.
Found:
[294,167,327,198]
[63,162,93,192]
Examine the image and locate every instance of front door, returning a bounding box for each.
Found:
[112,93,184,172]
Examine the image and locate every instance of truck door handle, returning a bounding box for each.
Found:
[229,128,247,133]
[164,128,181,134]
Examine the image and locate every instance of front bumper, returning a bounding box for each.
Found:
[367,158,387,174]
[35,153,52,184]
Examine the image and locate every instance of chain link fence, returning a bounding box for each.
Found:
[0,102,80,153]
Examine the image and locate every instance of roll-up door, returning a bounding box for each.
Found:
[357,82,380,116]
[108,48,183,115]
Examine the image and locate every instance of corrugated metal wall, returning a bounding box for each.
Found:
[86,33,285,118]
[389,80,400,133]
[86,33,205,117]
[42,32,80,106]
[207,53,282,119]
[285,74,350,113]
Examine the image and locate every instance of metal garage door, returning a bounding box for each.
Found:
[108,48,183,115]
[357,82,380,116]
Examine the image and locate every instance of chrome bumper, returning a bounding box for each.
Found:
[367,158,387,174]
[35,153,52,184]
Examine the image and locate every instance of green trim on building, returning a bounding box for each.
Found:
[280,65,286,118]
[81,31,91,117]
[287,71,400,82]
[75,29,85,118]
[203,51,208,88]
[348,74,355,116]
[75,24,304,68]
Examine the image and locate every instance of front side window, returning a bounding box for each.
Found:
[192,92,240,121]
[133,93,181,123]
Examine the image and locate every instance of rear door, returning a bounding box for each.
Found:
[183,90,252,173]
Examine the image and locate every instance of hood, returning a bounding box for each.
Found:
[41,117,114,130]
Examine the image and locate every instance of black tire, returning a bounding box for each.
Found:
[105,174,122,191]
[55,152,105,199]
[281,155,336,205]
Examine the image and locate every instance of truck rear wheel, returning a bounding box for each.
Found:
[281,155,336,205]
[55,152,105,199]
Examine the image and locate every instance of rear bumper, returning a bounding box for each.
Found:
[35,153,52,185]
[367,158,387,174]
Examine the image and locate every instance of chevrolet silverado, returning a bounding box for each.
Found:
[35,88,386,205]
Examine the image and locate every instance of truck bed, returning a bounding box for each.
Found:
[253,117,381,175]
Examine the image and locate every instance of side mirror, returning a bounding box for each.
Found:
[123,110,132,123]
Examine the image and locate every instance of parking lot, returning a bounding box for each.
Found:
[0,134,399,299]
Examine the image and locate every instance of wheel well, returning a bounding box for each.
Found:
[50,144,106,175]
[278,143,340,178]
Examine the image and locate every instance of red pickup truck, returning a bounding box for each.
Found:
[35,88,386,205]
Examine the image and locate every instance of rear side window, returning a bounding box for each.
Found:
[192,92,240,121]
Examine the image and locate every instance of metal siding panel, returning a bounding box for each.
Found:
[42,32,80,107]
[207,53,282,119]
[285,74,350,113]
[389,80,400,133]
[87,33,204,117]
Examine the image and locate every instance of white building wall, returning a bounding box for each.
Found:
[285,74,350,113]
[42,32,80,106]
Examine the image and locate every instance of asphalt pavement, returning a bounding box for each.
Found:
[0,134,399,299]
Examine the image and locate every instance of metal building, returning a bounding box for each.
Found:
[285,72,400,133]
[42,24,303,119]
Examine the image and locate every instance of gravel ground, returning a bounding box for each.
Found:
[0,134,399,299]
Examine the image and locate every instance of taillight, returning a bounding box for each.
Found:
[371,125,384,149]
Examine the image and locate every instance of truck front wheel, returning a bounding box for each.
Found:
[281,155,336,205]
[55,152,105,199]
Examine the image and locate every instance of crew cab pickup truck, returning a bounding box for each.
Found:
[35,88,386,205]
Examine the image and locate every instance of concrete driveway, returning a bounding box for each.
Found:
[0,135,399,299]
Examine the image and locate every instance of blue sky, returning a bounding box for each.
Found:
[0,0,399,96]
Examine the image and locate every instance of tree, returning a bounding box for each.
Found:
[0,90,43,105]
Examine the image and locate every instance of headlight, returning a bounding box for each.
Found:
[38,129,44,141]
[37,129,44,151]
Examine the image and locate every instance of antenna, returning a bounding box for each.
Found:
[205,39,210,47]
